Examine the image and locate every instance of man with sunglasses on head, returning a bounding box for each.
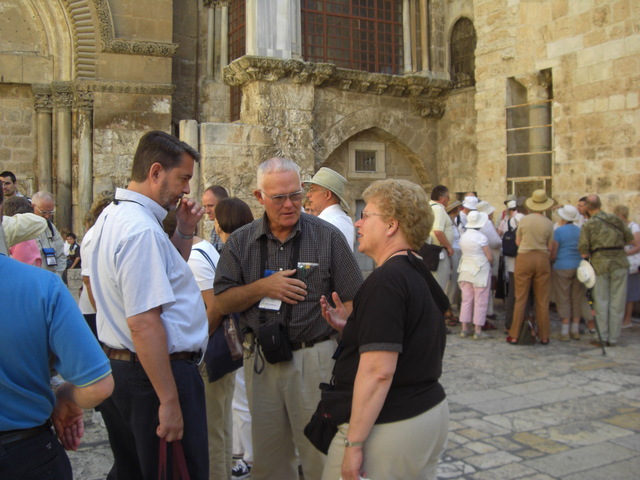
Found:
[214,158,363,480]
[32,191,67,278]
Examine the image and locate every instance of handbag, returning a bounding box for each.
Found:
[418,243,442,271]
[204,314,243,382]
[158,438,190,480]
[304,383,353,454]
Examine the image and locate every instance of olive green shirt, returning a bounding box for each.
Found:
[578,211,633,275]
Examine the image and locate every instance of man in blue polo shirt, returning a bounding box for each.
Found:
[0,250,113,479]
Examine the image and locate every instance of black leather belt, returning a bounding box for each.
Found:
[103,346,202,363]
[0,421,52,446]
[290,335,333,351]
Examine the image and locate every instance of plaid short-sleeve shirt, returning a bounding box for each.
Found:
[214,212,363,342]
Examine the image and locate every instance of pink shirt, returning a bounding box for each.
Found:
[10,240,42,267]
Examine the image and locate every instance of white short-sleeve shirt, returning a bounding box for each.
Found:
[90,188,208,354]
[318,204,355,251]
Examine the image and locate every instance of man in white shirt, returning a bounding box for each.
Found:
[89,131,209,479]
[429,185,455,289]
[304,167,355,250]
[32,191,67,277]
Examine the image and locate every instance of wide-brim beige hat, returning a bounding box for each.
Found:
[466,211,488,229]
[525,189,555,212]
[557,204,580,222]
[303,167,350,211]
[446,200,462,213]
[577,260,596,289]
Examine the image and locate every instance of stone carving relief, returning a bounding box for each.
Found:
[224,56,451,118]
[33,85,53,113]
[92,0,178,57]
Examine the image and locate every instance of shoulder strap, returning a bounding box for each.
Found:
[407,252,450,314]
[194,247,216,272]
[593,215,624,235]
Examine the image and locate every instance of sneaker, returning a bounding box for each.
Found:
[232,459,251,479]
[570,332,580,341]
[460,330,471,338]
[473,332,488,340]
[559,333,570,342]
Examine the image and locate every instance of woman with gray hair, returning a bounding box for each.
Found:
[317,179,449,480]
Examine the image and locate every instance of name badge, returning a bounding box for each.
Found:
[259,297,282,311]
[42,247,58,266]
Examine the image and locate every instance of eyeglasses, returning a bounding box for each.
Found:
[360,211,387,220]
[35,205,56,216]
[261,190,304,205]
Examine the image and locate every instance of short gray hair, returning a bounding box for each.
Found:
[256,158,300,190]
[31,191,55,205]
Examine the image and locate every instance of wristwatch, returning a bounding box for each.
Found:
[344,439,364,447]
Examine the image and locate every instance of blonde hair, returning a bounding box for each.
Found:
[363,179,433,250]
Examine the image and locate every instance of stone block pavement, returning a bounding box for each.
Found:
[69,312,640,479]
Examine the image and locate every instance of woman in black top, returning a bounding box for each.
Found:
[319,179,449,480]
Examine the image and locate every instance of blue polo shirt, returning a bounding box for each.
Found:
[0,256,111,430]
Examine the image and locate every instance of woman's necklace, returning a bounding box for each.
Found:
[381,248,414,265]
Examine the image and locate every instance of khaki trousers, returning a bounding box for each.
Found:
[244,338,336,480]
[593,268,628,344]
[202,367,236,480]
[509,251,551,341]
[322,400,449,480]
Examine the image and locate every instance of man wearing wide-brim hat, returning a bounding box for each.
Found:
[303,167,355,250]
[507,189,555,345]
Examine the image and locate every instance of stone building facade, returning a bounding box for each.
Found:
[0,0,638,237]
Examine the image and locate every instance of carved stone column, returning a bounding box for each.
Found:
[54,85,74,231]
[179,120,200,207]
[75,90,94,234]
[403,0,412,73]
[33,85,53,193]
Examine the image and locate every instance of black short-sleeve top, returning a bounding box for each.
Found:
[333,254,447,424]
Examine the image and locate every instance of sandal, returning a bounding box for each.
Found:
[506,336,518,345]
[540,339,550,345]
[445,315,459,326]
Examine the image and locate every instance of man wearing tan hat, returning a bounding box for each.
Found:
[304,167,355,250]
[507,189,555,345]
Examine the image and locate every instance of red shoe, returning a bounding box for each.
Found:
[506,336,518,345]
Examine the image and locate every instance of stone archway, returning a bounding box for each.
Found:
[315,107,437,190]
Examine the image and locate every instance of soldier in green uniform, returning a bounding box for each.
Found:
[578,194,633,346]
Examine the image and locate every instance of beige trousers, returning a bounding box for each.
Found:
[244,338,337,480]
[202,368,236,480]
[322,400,449,480]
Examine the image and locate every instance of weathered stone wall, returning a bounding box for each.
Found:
[473,0,640,216]
[0,84,36,194]
[437,86,477,196]
[92,91,172,192]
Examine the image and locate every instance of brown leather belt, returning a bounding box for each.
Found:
[290,335,333,351]
[102,346,201,363]
[0,421,52,446]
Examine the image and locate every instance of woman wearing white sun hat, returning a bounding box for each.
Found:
[550,205,585,341]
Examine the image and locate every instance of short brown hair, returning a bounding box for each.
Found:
[215,198,254,234]
[130,131,200,183]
